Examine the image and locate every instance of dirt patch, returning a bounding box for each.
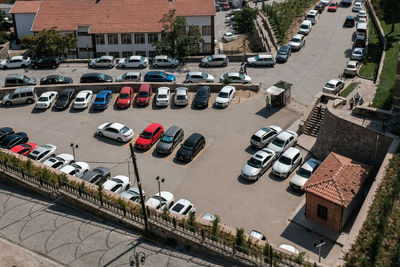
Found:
[221,35,253,54]
[286,0,320,42]
[230,89,258,106]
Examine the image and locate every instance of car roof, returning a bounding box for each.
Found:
[282,147,301,158]
[346,15,355,19]
[99,55,114,60]
[144,123,162,133]
[198,86,210,92]
[139,83,151,91]
[109,122,125,130]
[40,91,57,97]
[188,71,203,76]
[301,20,312,25]
[227,72,240,77]
[7,74,24,78]
[76,90,92,97]
[185,133,203,145]
[129,55,142,60]
[120,86,132,93]
[347,60,358,65]
[157,87,170,94]
[175,87,188,94]
[276,131,295,140]
[301,158,322,172]
[256,54,274,58]
[155,55,168,59]
[327,79,341,84]
[175,198,193,207]
[97,90,112,96]
[293,34,304,39]
[125,71,140,76]
[146,71,164,75]
[82,72,103,77]
[165,125,181,136]
[11,56,24,60]
[220,85,235,93]
[252,149,272,161]
[308,10,317,15]
[211,54,227,58]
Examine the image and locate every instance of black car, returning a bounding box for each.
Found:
[176,133,206,162]
[314,4,325,14]
[0,127,14,141]
[31,57,60,69]
[80,73,113,83]
[80,166,111,185]
[54,88,75,110]
[156,125,184,155]
[276,45,292,63]
[40,75,73,85]
[344,16,356,27]
[0,132,28,149]
[193,86,211,108]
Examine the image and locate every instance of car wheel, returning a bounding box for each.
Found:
[188,81,193,83]
[154,64,159,68]
[205,63,209,67]
[26,99,33,104]
[171,64,176,68]
[34,65,38,70]
[21,64,26,68]
[251,63,255,67]
[108,64,113,68]
[222,63,227,67]
[117,137,123,143]
[98,132,103,137]
[256,174,261,180]
[5,101,11,106]
[2,66,7,70]
[121,65,126,69]
[139,64,144,69]
[51,65,57,69]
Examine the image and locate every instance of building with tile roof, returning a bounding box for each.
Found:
[303,152,370,232]
[10,1,41,41]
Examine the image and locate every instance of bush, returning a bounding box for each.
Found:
[0,31,8,44]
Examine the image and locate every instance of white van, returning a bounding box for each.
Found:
[306,10,320,25]
[298,20,312,35]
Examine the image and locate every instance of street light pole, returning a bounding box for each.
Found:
[71,143,78,176]
[314,239,326,263]
[156,176,165,207]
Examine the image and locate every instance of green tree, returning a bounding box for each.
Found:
[231,8,257,35]
[153,9,203,59]
[21,27,76,58]
[211,215,221,241]
[235,228,249,254]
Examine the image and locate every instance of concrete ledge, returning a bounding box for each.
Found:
[351,106,393,120]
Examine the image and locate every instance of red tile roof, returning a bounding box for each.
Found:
[10,1,41,14]
[32,0,215,33]
[303,152,370,207]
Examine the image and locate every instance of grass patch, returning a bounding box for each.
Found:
[340,82,360,97]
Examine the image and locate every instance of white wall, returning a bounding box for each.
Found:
[15,13,36,40]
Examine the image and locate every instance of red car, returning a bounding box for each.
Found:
[10,142,38,156]
[117,86,134,108]
[136,84,152,106]
[135,123,164,150]
[222,2,230,11]
[328,2,338,12]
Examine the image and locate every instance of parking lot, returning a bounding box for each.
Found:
[0,4,358,263]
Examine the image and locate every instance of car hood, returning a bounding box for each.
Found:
[194,96,208,104]
[89,59,97,65]
[2,94,10,102]
[136,137,151,145]
[157,141,172,151]
[277,52,288,59]
[272,161,291,174]
[206,74,215,81]
[137,96,149,102]
[241,164,260,176]
[267,143,283,153]
[177,147,192,157]
[0,60,7,66]
[145,198,160,209]
[289,41,300,47]
[98,123,108,131]
[215,96,229,104]
[166,74,175,81]
[118,98,130,104]
[290,174,309,188]
[118,58,126,64]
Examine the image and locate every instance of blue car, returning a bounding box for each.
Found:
[0,132,28,149]
[144,71,176,82]
[93,90,112,110]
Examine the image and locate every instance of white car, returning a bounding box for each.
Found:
[118,56,149,69]
[215,85,236,108]
[289,34,306,51]
[73,90,93,109]
[220,72,251,84]
[174,87,189,106]
[43,153,74,170]
[320,0,332,5]
[145,191,175,210]
[156,87,170,107]
[223,32,236,42]
[88,55,115,68]
[35,91,58,109]
[279,244,299,255]
[200,213,216,222]
[344,60,359,76]
[103,175,130,194]
[249,230,266,241]
[290,158,322,191]
[0,56,31,69]
[96,122,134,143]
[115,72,141,82]
[267,130,298,156]
[184,72,214,83]
[352,2,363,12]
[351,47,366,61]
[169,199,196,216]
[323,79,345,94]
[272,147,302,178]
[59,162,90,178]
[247,54,276,67]
[358,17,367,24]
[250,125,283,149]
[357,10,367,20]
[27,144,57,163]
[120,187,146,203]
[241,148,276,181]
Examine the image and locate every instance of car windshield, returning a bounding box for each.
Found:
[207,56,213,61]
[354,50,362,55]
[197,91,207,97]
[76,97,85,102]
[218,92,229,98]
[138,91,148,97]
[140,131,152,139]
[247,157,262,168]
[23,76,30,82]
[95,97,105,102]
[152,195,166,203]
[292,38,300,43]
[300,24,309,29]
[177,95,186,100]
[279,156,292,165]
[272,137,285,147]
[201,73,207,78]
[161,135,173,143]
[171,203,184,212]
[120,126,130,134]
[38,97,48,102]
[297,168,312,178]
[119,93,130,99]
[158,94,167,99]
[347,64,355,69]
[325,83,335,89]
[58,94,68,100]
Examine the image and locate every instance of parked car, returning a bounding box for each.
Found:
[156,125,184,155]
[0,132,28,149]
[344,15,356,27]
[54,88,75,110]
[155,87,170,107]
[176,133,206,162]
[323,79,345,94]
[344,60,359,76]
[136,84,152,106]
[241,148,276,181]
[1,86,37,106]
[220,72,251,84]
[135,123,164,150]
[319,0,332,5]
[267,130,298,156]
[80,166,111,185]
[314,4,325,14]
[153,55,179,68]
[4,74,36,87]
[120,187,146,203]
[96,122,134,143]
[276,45,292,63]
[193,86,211,108]
[118,55,148,68]
[169,199,196,216]
[272,147,302,178]
[249,230,267,241]
[115,72,141,82]
[93,90,112,110]
[0,56,31,69]
[10,142,38,156]
[200,54,228,67]
[0,127,14,141]
[247,54,276,67]
[43,153,74,170]
[199,213,216,222]
[116,87,134,109]
[102,175,130,193]
[340,0,353,7]
[143,71,176,82]
[31,57,60,69]
[306,10,320,24]
[59,162,90,177]
[214,85,236,108]
[327,2,339,11]
[40,75,72,85]
[250,125,283,149]
[145,191,175,210]
[298,20,312,35]
[279,244,299,255]
[27,144,57,163]
[222,2,230,10]
[352,2,363,12]
[351,47,366,61]
[184,72,214,83]
[174,87,189,106]
[88,55,116,68]
[357,10,367,20]
[80,73,113,83]
[290,158,322,191]
[223,32,236,42]
[35,91,58,110]
[73,90,93,109]
[289,34,306,51]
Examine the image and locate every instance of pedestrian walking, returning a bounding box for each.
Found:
[354,92,360,105]
[243,62,247,75]
[359,97,364,106]
[317,105,322,119]
[349,97,354,110]
[265,96,271,110]
[240,62,245,74]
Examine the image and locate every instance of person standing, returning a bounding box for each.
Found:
[317,105,322,119]
[354,92,360,105]
[240,62,245,74]
[243,62,247,75]
[265,95,271,110]
[349,97,354,110]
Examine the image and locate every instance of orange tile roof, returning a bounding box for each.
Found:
[32,0,215,34]
[10,1,41,14]
[303,152,370,207]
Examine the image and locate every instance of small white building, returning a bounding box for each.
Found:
[9,1,41,42]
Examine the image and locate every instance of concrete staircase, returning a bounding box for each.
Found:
[303,106,326,137]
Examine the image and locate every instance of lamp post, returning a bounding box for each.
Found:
[314,238,326,263]
[156,176,165,207]
[70,143,78,176]
[129,250,146,266]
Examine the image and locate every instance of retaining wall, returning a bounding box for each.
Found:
[0,42,9,59]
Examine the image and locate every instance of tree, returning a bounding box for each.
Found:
[235,227,249,254]
[21,27,76,58]
[231,8,257,35]
[153,9,204,59]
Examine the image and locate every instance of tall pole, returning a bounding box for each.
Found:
[156,176,165,209]
[71,143,78,176]
[129,143,148,232]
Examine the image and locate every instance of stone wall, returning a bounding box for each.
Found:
[0,42,9,59]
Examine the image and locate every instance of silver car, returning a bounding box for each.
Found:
[174,87,189,106]
[153,55,179,68]
[290,158,322,191]
[241,148,276,181]
[27,144,57,163]
[200,54,228,67]
[250,125,283,149]
[115,72,141,82]
[272,147,302,178]
[88,56,116,68]
[267,130,298,156]
[118,56,148,69]
[184,72,214,83]
[120,187,146,203]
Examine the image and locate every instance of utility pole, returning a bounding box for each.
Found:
[314,239,326,263]
[129,143,148,232]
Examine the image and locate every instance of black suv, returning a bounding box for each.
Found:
[32,57,60,69]
[54,88,75,110]
[344,16,355,27]
[176,133,205,162]
[156,125,184,155]
[80,167,110,185]
[193,86,211,108]
[80,73,113,83]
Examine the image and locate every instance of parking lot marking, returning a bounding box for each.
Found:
[124,134,139,146]
[184,143,210,168]
[189,94,193,106]
[112,95,118,106]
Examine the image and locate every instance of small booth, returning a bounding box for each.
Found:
[265,81,292,107]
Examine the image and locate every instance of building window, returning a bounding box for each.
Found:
[203,43,212,54]
[95,52,106,57]
[135,51,146,56]
[108,34,118,45]
[77,32,89,36]
[121,34,132,44]
[95,34,105,45]
[148,33,158,44]
[135,33,145,44]
[79,47,93,52]
[109,52,120,58]
[317,204,328,221]
[202,25,211,36]
[122,51,133,58]
[148,51,157,58]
